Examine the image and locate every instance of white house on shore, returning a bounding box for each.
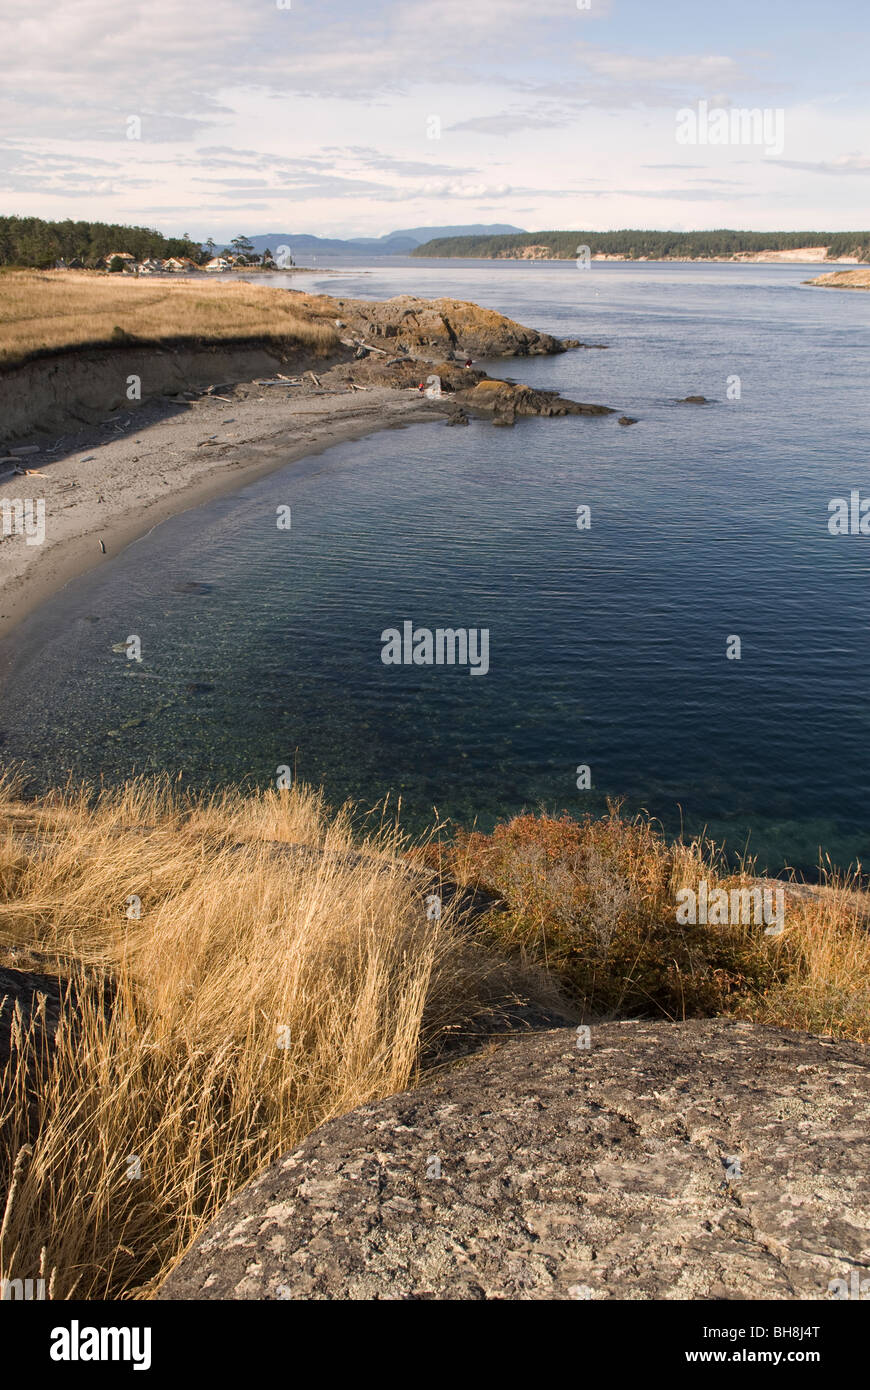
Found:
[96,252,244,274]
[102,253,205,274]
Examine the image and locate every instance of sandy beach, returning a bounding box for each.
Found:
[0,375,436,640]
[0,275,593,640]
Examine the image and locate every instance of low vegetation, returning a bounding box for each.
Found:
[427,808,870,1039]
[1,780,867,1300]
[0,271,340,368]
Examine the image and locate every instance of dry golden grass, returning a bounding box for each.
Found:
[0,270,340,368]
[1,783,867,1302]
[424,807,870,1039]
[0,777,548,1300]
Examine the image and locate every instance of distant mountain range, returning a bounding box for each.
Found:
[221,225,525,257]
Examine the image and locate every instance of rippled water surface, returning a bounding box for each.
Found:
[2,259,869,872]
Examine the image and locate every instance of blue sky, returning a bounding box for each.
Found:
[2,0,868,239]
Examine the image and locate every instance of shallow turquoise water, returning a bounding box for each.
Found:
[1,260,869,874]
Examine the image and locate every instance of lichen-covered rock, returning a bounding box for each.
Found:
[321,294,568,357]
[456,378,613,419]
[342,357,613,420]
[160,1020,869,1301]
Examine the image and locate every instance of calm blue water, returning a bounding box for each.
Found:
[1,260,869,873]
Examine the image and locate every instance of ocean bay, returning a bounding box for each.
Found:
[1,258,868,875]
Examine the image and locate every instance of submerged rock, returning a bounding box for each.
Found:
[160,1019,869,1301]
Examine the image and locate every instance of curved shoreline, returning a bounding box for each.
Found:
[0,382,437,643]
[0,284,610,645]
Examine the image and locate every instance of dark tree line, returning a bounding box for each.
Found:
[413,229,870,262]
[0,216,206,268]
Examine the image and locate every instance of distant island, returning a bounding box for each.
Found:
[412,228,870,263]
[7,218,869,272]
[0,216,525,270]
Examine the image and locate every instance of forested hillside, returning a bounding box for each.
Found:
[0,216,204,268]
[413,229,870,261]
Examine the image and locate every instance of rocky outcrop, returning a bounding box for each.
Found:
[312,293,570,358]
[454,378,613,422]
[160,1019,869,1301]
[0,293,589,441]
[335,356,613,423]
[805,268,870,290]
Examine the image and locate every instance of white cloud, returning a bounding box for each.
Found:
[1,1,867,238]
[767,154,870,175]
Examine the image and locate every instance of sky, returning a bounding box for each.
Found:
[2,0,869,241]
